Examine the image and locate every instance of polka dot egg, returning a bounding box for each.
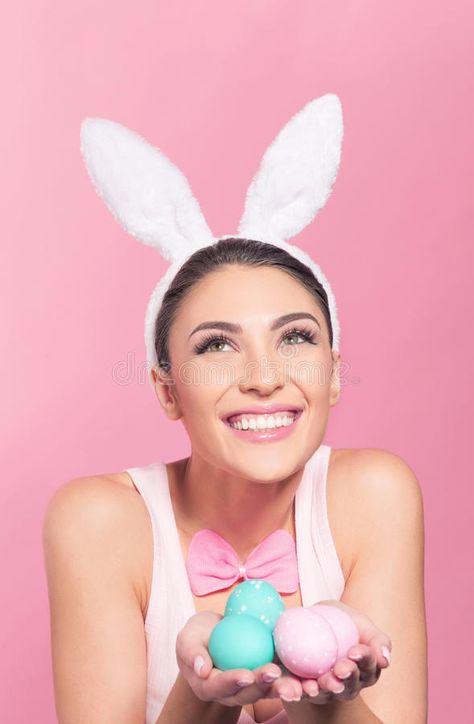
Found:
[309,604,359,660]
[273,607,338,678]
[224,579,285,631]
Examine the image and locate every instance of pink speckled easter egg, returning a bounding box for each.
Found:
[309,604,359,659]
[273,607,338,678]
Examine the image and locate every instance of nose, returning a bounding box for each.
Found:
[237,348,285,396]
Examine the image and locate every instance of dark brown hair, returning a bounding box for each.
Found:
[154,237,333,373]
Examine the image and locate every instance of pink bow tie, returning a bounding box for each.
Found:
[185,528,299,596]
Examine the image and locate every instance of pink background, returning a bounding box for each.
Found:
[2,1,472,721]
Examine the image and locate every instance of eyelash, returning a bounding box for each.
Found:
[193,326,318,355]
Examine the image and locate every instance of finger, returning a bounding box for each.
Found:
[231,662,283,702]
[366,631,392,669]
[273,662,302,700]
[302,685,335,704]
[347,643,374,667]
[175,637,212,680]
[331,660,361,700]
[317,668,348,696]
[274,671,304,702]
[255,663,283,687]
[301,679,320,699]
[211,663,283,704]
[192,666,256,706]
[191,652,212,679]
[215,674,279,707]
[347,643,380,686]
[176,612,222,680]
[332,656,359,682]
[344,606,392,670]
[209,667,257,699]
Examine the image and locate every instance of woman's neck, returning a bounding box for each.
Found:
[168,455,304,558]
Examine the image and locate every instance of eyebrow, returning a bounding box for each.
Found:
[188,312,321,340]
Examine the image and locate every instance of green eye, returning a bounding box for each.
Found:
[194,326,318,355]
[280,327,317,346]
[194,335,232,354]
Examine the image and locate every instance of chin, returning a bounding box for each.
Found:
[226,454,300,484]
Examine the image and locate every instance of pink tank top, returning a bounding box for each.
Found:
[124,443,345,724]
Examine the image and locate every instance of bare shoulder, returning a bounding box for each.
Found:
[43,472,152,619]
[331,448,421,504]
[330,446,421,487]
[43,471,148,529]
[327,447,423,581]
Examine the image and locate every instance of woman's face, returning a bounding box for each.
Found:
[152,265,341,482]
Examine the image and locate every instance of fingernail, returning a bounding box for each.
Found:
[281,694,294,702]
[381,645,391,665]
[193,655,204,676]
[237,679,253,687]
[349,653,362,660]
[340,670,352,679]
[307,683,319,697]
[333,684,345,694]
[263,672,280,683]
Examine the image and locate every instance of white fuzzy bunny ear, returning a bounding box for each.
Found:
[80,118,215,262]
[237,93,343,243]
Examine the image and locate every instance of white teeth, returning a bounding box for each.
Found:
[228,413,297,431]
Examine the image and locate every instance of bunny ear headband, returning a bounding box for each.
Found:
[80,92,343,383]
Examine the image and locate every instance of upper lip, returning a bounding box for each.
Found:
[222,404,303,421]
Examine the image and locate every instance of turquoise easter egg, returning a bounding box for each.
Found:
[224,579,285,631]
[208,613,275,671]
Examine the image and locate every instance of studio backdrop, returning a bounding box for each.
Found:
[1,1,472,722]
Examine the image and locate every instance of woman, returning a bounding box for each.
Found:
[43,97,427,723]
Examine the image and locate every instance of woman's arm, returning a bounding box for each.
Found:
[42,477,149,723]
[282,448,427,724]
[319,449,427,723]
[43,476,246,724]
[342,449,427,722]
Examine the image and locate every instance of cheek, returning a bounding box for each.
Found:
[181,355,239,386]
[290,355,333,391]
[174,376,222,418]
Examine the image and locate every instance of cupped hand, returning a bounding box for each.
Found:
[177,611,293,707]
[277,600,392,705]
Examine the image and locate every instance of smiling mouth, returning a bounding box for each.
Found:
[224,410,303,432]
